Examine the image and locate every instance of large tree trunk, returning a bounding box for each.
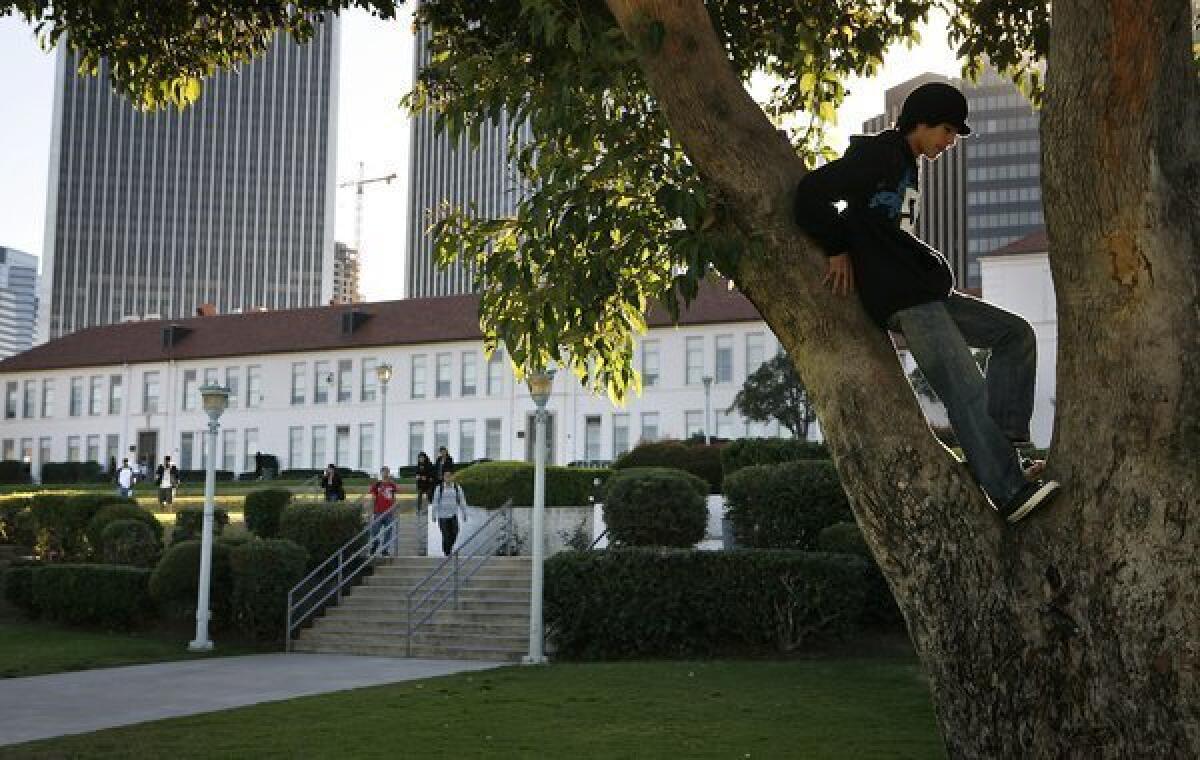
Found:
[605,0,1200,756]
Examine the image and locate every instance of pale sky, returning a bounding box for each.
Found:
[0,9,961,303]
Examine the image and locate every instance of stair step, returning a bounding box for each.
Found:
[311,619,528,637]
[291,640,524,662]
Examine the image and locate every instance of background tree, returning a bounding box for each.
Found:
[6,1,1199,755]
[729,353,816,438]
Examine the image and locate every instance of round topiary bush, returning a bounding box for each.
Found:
[88,503,164,551]
[149,539,234,623]
[230,538,308,640]
[602,470,707,547]
[723,460,852,550]
[101,519,162,567]
[171,506,230,544]
[243,489,293,538]
[278,503,363,570]
[816,522,870,556]
[613,441,724,493]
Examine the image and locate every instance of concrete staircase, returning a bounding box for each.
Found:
[293,556,531,662]
[389,509,427,557]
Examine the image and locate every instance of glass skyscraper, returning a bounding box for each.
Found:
[0,247,38,361]
[38,25,339,342]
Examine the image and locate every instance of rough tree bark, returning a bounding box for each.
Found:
[605,0,1199,756]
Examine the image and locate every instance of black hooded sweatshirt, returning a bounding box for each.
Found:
[793,129,954,327]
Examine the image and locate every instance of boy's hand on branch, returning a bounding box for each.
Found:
[825,253,854,296]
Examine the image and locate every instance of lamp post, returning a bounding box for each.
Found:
[702,375,713,445]
[189,383,229,651]
[375,363,393,471]
[524,368,555,665]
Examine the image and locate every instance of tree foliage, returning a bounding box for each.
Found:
[730,353,816,438]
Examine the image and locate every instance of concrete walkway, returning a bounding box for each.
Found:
[0,654,503,747]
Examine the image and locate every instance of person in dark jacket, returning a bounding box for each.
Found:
[320,464,345,502]
[793,81,1059,524]
[414,451,436,515]
[434,446,455,486]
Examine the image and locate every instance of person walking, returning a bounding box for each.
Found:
[367,466,399,556]
[793,81,1060,523]
[414,451,436,516]
[434,446,455,487]
[115,458,135,499]
[320,464,345,502]
[430,470,470,556]
[155,456,180,509]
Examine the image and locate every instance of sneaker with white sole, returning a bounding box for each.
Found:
[999,479,1061,523]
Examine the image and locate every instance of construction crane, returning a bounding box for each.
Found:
[337,161,398,254]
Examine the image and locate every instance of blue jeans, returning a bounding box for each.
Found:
[889,291,1036,505]
[117,486,132,499]
[371,512,395,556]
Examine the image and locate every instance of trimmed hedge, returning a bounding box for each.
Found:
[2,559,41,616]
[456,461,610,508]
[818,522,903,628]
[244,489,292,538]
[720,438,831,479]
[603,467,708,501]
[279,468,369,480]
[100,520,161,567]
[0,460,31,485]
[229,539,308,640]
[176,470,236,483]
[613,441,724,493]
[150,539,234,623]
[171,506,231,544]
[87,503,164,550]
[602,470,707,548]
[723,461,852,550]
[546,548,868,659]
[278,503,363,571]
[31,493,134,560]
[0,496,34,546]
[39,462,106,484]
[32,564,153,629]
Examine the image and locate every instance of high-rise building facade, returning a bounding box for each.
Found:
[0,247,38,361]
[405,26,527,299]
[38,25,340,342]
[332,242,362,304]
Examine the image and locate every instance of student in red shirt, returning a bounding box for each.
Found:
[368,466,399,556]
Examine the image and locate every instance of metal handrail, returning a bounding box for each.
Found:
[404,499,515,656]
[285,503,400,650]
[588,528,608,550]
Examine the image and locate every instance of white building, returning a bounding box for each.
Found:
[0,280,795,478]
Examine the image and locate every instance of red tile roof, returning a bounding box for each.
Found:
[0,278,763,373]
[982,228,1048,258]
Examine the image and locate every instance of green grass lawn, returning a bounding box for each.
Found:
[0,622,268,679]
[0,657,944,759]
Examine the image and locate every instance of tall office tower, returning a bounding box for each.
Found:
[332,242,362,303]
[862,73,969,286]
[0,247,39,361]
[405,25,528,299]
[960,68,1044,289]
[37,24,340,342]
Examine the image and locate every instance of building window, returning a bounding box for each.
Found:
[142,371,160,414]
[337,360,353,403]
[584,416,602,461]
[685,337,704,385]
[243,429,259,473]
[41,379,54,418]
[313,361,331,404]
[85,434,100,464]
[411,355,428,399]
[22,380,35,419]
[246,366,262,408]
[612,414,630,459]
[3,382,15,419]
[1,440,13,461]
[291,362,307,405]
[222,429,238,472]
[715,335,733,384]
[484,419,503,459]
[20,438,33,467]
[641,340,661,387]
[359,423,374,471]
[335,425,351,466]
[435,353,452,398]
[288,426,304,469]
[225,368,240,409]
[361,358,378,402]
[746,332,765,378]
[641,412,660,443]
[182,369,198,411]
[461,352,478,397]
[204,368,218,388]
[67,435,81,462]
[181,432,194,471]
[486,350,505,396]
[459,419,476,462]
[434,420,450,454]
[108,375,121,415]
[311,426,327,470]
[69,377,82,417]
[38,437,51,471]
[685,410,705,440]
[408,421,425,464]
[104,434,119,470]
[88,376,103,415]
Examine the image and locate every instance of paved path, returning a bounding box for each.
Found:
[0,654,503,747]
